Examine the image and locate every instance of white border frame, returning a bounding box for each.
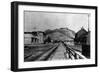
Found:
[18,5,96,69]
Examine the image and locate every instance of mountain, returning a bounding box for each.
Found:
[44,27,75,41]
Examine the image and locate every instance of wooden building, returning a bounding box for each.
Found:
[74,27,90,58]
[74,27,88,45]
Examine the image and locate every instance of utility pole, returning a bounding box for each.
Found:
[88,14,90,32]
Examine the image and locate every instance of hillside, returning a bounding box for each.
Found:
[44,27,75,41]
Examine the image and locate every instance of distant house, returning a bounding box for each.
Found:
[24,31,44,44]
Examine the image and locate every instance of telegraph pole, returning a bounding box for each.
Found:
[88,14,90,32]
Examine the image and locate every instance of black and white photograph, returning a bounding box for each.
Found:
[11,1,97,71]
[24,11,90,62]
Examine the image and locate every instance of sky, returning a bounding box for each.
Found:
[24,11,89,32]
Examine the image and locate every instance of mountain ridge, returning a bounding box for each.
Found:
[44,27,75,41]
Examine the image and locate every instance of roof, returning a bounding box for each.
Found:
[75,27,88,39]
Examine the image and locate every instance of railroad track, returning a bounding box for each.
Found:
[36,43,60,61]
[62,42,87,60]
[25,42,86,61]
[24,43,60,61]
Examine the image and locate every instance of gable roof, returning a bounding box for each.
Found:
[75,27,88,39]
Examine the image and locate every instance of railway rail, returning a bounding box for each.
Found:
[24,43,60,61]
[25,42,87,62]
[62,41,87,60]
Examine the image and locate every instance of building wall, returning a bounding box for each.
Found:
[38,32,44,43]
[86,32,90,45]
[24,34,33,44]
[31,32,44,44]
